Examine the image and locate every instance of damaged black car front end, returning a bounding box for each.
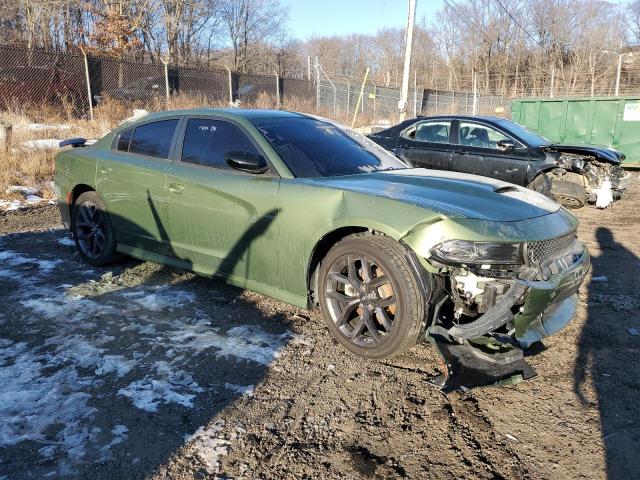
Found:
[548,145,631,208]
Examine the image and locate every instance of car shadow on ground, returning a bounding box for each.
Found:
[574,227,640,480]
[0,206,295,479]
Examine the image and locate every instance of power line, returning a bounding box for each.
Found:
[492,0,547,52]
[443,0,550,75]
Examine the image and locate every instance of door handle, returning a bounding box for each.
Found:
[169,183,184,194]
[100,166,113,174]
[455,148,467,155]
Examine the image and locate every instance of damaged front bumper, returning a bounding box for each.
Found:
[426,245,590,391]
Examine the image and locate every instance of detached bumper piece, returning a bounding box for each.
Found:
[427,330,537,393]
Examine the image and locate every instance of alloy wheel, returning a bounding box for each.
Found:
[325,254,398,347]
[75,201,107,259]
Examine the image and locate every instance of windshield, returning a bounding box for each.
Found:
[494,119,551,147]
[251,117,407,178]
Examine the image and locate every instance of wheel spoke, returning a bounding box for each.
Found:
[349,315,366,338]
[362,309,380,342]
[336,299,360,327]
[369,275,389,289]
[79,207,92,225]
[76,229,91,240]
[376,295,396,308]
[375,307,393,331]
[328,271,352,287]
[347,255,362,289]
[361,257,372,282]
[327,289,355,304]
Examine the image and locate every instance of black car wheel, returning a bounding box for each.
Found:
[551,180,586,209]
[318,234,429,359]
[72,191,119,266]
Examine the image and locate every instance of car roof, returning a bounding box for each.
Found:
[136,108,310,122]
[415,115,509,123]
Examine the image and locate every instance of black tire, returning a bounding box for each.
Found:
[551,180,586,209]
[72,191,120,266]
[527,173,553,199]
[317,234,429,359]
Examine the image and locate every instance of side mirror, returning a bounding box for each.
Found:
[226,151,268,174]
[497,139,515,151]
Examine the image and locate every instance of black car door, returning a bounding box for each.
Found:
[453,121,528,185]
[393,119,455,170]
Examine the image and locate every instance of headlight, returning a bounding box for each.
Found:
[430,240,523,265]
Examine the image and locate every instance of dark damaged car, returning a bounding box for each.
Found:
[55,109,590,390]
[369,115,630,209]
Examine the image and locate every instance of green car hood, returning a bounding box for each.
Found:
[309,168,560,222]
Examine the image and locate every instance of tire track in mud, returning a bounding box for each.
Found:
[443,392,531,479]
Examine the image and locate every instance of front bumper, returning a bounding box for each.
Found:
[513,246,590,345]
[426,246,590,390]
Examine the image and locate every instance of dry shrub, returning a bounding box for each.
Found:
[0,93,388,200]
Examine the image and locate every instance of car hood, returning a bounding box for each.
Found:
[311,168,560,222]
[544,143,624,164]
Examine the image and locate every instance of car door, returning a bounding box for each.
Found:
[165,117,280,289]
[453,121,528,185]
[393,119,454,170]
[97,118,180,255]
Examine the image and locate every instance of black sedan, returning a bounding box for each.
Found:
[369,115,630,208]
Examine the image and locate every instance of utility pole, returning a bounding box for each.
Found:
[398,0,416,122]
[615,52,622,97]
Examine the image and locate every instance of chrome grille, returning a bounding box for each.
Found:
[527,231,578,264]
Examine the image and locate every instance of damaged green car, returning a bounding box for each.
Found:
[55,109,590,389]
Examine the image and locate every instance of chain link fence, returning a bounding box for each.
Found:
[2,44,625,126]
[421,89,511,117]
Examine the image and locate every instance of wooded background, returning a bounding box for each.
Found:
[2,0,640,97]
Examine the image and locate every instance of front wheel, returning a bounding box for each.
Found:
[317,234,429,359]
[72,191,120,266]
[551,180,586,209]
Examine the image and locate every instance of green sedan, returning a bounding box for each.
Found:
[55,109,590,388]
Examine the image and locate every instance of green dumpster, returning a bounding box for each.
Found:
[511,97,640,167]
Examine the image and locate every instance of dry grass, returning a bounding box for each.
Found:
[0,92,380,201]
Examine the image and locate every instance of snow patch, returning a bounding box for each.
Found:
[28,123,71,131]
[58,236,76,247]
[22,139,63,150]
[185,420,230,474]
[595,179,614,209]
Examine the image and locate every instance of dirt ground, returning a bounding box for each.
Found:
[1,176,639,480]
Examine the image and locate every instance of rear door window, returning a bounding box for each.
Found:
[402,120,451,144]
[181,118,259,169]
[129,119,179,159]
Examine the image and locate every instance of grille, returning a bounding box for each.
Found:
[527,231,578,264]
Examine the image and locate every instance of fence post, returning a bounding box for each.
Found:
[315,57,320,110]
[161,58,170,107]
[224,65,233,104]
[80,46,93,121]
[413,70,417,118]
[351,68,370,128]
[275,70,280,109]
[472,69,478,115]
[346,80,350,113]
[0,121,12,152]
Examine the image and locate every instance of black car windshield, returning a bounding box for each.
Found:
[251,117,407,177]
[494,119,551,147]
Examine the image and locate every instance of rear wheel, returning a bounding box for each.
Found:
[318,234,429,359]
[72,191,119,266]
[551,180,586,209]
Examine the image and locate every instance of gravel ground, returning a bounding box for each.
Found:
[1,176,639,480]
